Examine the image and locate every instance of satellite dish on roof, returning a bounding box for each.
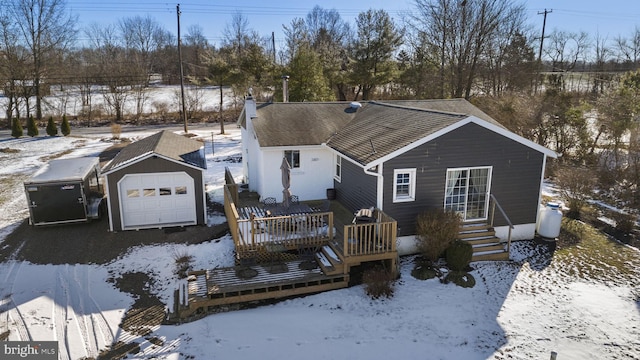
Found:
[350,101,362,109]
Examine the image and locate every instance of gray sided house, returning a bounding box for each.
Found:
[102,130,207,231]
[239,98,557,243]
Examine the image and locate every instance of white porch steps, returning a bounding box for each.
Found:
[459,222,509,261]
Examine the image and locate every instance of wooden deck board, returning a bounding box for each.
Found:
[205,260,325,295]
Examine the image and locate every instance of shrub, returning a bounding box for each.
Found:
[11,118,23,138]
[110,122,122,139]
[612,211,636,234]
[362,266,395,299]
[26,115,38,137]
[411,263,443,280]
[445,239,473,271]
[444,271,476,288]
[555,165,595,219]
[172,250,194,278]
[46,116,58,136]
[415,208,461,263]
[61,114,71,136]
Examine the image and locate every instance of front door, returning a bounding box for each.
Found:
[444,167,492,221]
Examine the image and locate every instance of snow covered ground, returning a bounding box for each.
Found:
[1,127,639,359]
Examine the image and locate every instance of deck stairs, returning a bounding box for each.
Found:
[315,242,347,276]
[459,222,509,261]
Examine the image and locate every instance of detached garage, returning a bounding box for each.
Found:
[102,130,207,231]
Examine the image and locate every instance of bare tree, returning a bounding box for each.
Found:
[544,30,591,90]
[613,27,640,70]
[9,0,77,120]
[119,15,172,85]
[410,0,526,99]
[0,12,30,122]
[85,23,135,122]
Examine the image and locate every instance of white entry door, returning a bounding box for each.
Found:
[444,167,492,221]
[119,172,196,229]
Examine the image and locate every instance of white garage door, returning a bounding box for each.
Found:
[118,172,197,229]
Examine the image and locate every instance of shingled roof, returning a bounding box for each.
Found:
[327,102,468,165]
[249,102,359,147]
[242,98,553,166]
[102,130,205,173]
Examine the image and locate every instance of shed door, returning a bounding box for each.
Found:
[119,172,196,229]
[26,183,87,224]
[444,167,492,222]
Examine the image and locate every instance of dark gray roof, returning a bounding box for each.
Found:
[378,99,503,128]
[102,130,205,172]
[245,98,514,165]
[327,102,467,165]
[250,102,360,147]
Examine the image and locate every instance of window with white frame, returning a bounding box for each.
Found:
[284,150,300,168]
[393,168,416,202]
[334,155,342,181]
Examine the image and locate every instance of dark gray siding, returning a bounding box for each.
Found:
[106,156,205,231]
[383,122,544,236]
[334,156,377,214]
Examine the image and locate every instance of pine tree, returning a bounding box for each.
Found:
[61,114,71,136]
[27,115,39,137]
[11,118,23,138]
[46,116,58,136]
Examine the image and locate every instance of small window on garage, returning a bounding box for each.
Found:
[175,186,187,195]
[143,188,156,197]
[127,189,139,197]
[159,187,172,196]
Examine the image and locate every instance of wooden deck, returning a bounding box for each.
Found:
[178,260,349,318]
[168,178,398,321]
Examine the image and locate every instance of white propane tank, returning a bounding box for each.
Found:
[537,202,563,239]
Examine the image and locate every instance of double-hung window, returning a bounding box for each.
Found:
[284,150,300,168]
[393,168,416,202]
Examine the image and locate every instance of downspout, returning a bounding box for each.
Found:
[364,163,384,211]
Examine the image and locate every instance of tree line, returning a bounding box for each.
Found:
[1,0,640,212]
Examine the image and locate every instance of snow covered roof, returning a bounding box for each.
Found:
[25,157,99,184]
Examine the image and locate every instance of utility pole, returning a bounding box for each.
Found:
[177,4,188,133]
[538,9,552,62]
[536,9,552,94]
[272,32,276,63]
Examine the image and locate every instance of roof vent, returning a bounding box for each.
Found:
[350,101,362,109]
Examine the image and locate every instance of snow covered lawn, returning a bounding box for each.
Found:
[1,127,639,360]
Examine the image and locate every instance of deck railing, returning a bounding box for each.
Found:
[342,209,397,257]
[235,212,333,255]
[489,194,514,252]
[224,185,241,247]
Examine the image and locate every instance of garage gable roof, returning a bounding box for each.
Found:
[102,130,205,173]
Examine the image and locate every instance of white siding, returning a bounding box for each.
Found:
[260,147,334,201]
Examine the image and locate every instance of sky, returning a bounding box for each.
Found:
[67,0,640,48]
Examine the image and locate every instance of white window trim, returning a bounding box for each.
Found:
[284,150,301,169]
[393,168,416,203]
[334,155,342,182]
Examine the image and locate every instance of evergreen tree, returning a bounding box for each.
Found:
[11,118,23,138]
[46,116,58,136]
[27,115,39,137]
[61,114,71,136]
